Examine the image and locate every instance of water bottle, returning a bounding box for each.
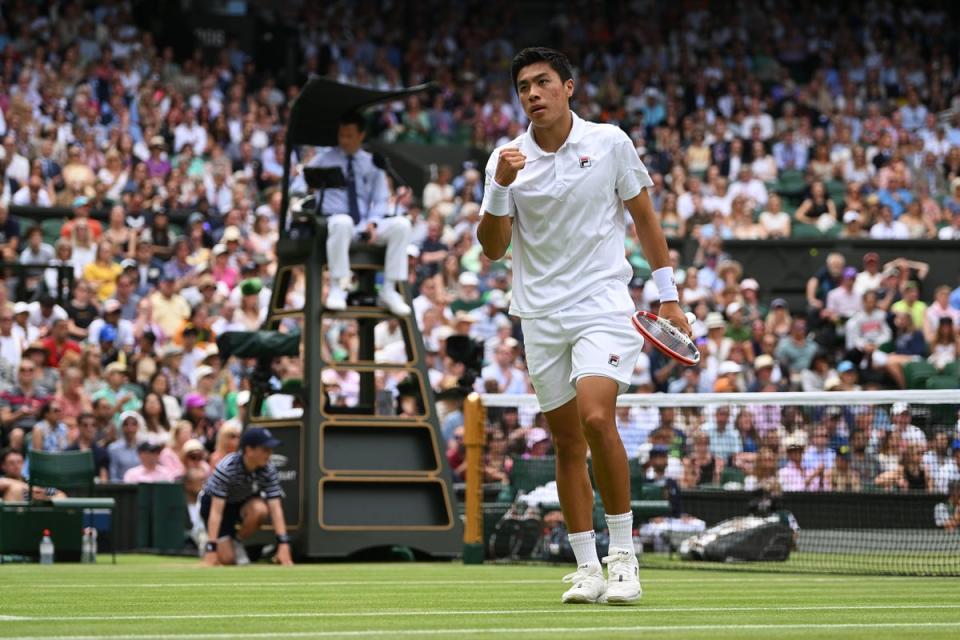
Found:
[88,528,98,564]
[81,528,97,564]
[39,529,54,565]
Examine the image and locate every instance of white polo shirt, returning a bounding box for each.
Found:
[481,111,653,318]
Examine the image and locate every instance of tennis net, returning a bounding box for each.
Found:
[462,390,960,576]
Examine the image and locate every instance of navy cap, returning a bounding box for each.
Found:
[240,427,281,450]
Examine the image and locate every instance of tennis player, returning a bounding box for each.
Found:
[477,47,691,604]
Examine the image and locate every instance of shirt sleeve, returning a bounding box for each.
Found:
[480,149,516,218]
[367,166,391,221]
[204,460,232,498]
[260,465,284,500]
[614,136,654,202]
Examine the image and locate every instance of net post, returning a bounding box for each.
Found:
[462,392,486,564]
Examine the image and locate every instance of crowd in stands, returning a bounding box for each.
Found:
[0,2,959,505]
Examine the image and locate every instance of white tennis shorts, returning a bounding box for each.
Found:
[521,280,644,412]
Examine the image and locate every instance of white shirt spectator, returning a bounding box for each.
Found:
[869,219,909,239]
[826,285,862,318]
[727,177,769,208]
[11,185,52,207]
[174,120,208,155]
[26,301,68,331]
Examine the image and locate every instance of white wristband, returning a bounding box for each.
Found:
[484,180,511,217]
[652,267,679,303]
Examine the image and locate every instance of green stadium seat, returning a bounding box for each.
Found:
[925,375,960,390]
[720,466,746,486]
[941,361,960,379]
[825,180,846,203]
[791,223,823,238]
[904,361,938,389]
[775,171,808,199]
[41,218,65,245]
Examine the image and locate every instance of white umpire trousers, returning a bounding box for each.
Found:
[326,214,412,282]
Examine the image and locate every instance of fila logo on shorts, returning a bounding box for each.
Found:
[579,155,591,168]
[608,353,621,367]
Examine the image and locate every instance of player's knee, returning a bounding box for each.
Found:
[328,216,354,233]
[552,432,587,459]
[580,411,616,444]
[248,499,269,520]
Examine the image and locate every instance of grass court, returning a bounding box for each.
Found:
[2,555,959,639]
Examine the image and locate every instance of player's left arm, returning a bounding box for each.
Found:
[624,189,691,337]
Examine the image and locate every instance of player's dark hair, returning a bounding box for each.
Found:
[511,47,573,92]
[338,111,367,132]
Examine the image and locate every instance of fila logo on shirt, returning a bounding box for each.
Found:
[579,155,591,168]
[608,353,621,367]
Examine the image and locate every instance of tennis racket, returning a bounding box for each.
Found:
[631,310,700,366]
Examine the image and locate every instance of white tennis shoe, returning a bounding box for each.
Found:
[378,289,411,316]
[602,549,642,604]
[560,564,606,604]
[325,288,348,311]
[232,539,251,566]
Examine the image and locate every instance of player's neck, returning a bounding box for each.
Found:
[531,110,573,153]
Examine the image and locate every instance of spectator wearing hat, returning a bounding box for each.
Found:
[181,438,212,479]
[59,197,103,242]
[824,267,863,326]
[108,410,145,481]
[25,294,68,336]
[232,278,266,331]
[200,427,293,566]
[747,354,782,392]
[145,135,171,179]
[523,427,553,459]
[123,440,177,483]
[704,312,732,362]
[890,403,928,450]
[714,360,742,392]
[93,362,141,415]
[193,365,225,422]
[839,210,867,238]
[778,436,811,492]
[450,271,483,313]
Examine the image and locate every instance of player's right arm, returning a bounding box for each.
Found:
[477,148,524,260]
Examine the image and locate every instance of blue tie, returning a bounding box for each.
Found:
[346,155,361,224]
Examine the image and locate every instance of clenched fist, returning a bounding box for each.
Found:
[494,147,526,186]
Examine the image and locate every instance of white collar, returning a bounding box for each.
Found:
[520,111,586,159]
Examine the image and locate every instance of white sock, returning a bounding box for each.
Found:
[329,280,345,296]
[605,511,634,553]
[567,530,601,572]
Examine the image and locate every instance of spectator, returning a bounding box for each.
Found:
[123,441,177,483]
[0,357,50,450]
[65,412,110,482]
[935,480,960,531]
[107,411,143,481]
[776,319,818,377]
[31,401,70,452]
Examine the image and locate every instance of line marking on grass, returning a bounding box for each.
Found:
[9,621,960,639]
[0,575,944,589]
[5,604,960,623]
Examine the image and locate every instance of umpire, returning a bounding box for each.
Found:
[200,427,293,566]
